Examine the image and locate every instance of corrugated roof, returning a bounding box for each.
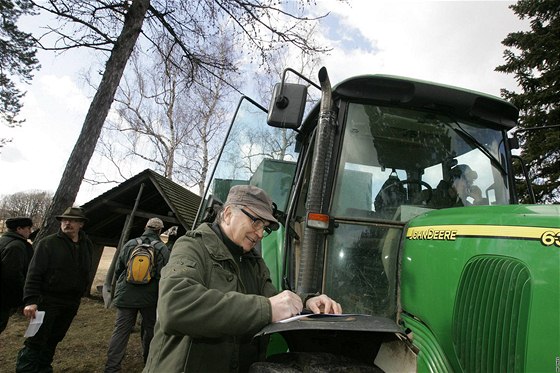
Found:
[81,169,201,247]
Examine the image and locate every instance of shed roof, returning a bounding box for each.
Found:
[81,169,200,247]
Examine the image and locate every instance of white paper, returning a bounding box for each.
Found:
[24,311,45,337]
[276,313,366,323]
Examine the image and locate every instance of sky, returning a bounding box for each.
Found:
[0,1,528,205]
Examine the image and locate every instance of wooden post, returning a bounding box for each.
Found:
[102,182,145,307]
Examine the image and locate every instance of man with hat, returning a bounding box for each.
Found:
[448,164,487,206]
[0,216,34,333]
[144,185,341,372]
[16,206,94,373]
[104,217,169,373]
[430,164,486,208]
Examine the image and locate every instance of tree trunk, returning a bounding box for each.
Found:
[35,0,151,242]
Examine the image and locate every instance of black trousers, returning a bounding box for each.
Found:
[16,301,80,373]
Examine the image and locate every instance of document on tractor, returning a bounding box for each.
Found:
[24,311,45,337]
[277,312,367,323]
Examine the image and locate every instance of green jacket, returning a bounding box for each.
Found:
[144,223,277,373]
[112,230,169,308]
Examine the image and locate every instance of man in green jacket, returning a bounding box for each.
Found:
[0,216,34,333]
[144,185,341,372]
[16,207,93,373]
[104,217,170,372]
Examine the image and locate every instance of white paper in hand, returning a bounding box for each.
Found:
[24,311,45,337]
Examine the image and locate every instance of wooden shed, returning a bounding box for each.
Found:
[80,169,201,300]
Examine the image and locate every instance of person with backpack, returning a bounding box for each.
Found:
[104,217,170,373]
[0,217,34,334]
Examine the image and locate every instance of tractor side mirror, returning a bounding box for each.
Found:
[267,83,307,129]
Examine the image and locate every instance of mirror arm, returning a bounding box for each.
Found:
[276,67,322,109]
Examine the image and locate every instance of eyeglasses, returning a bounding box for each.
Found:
[240,208,272,237]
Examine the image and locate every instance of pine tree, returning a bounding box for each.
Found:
[496,0,560,203]
[0,0,39,130]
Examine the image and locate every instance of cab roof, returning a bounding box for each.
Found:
[301,74,518,134]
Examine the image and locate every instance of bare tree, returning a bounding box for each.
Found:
[92,32,238,196]
[254,24,324,106]
[93,42,194,183]
[175,35,240,195]
[32,0,333,241]
[236,27,324,169]
[0,190,53,229]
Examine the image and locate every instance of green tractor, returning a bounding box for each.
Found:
[195,67,559,372]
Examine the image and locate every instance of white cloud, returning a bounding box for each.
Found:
[1,1,531,203]
[1,74,90,197]
[313,1,528,96]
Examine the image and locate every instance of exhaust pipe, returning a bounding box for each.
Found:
[297,67,337,294]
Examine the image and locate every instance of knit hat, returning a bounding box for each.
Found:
[225,185,279,230]
[146,217,164,230]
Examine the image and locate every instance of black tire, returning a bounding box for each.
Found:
[249,352,383,373]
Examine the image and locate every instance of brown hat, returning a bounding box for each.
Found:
[225,185,279,230]
[6,217,33,230]
[56,207,88,222]
[146,217,164,230]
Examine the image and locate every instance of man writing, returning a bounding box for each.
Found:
[0,217,34,333]
[104,217,170,372]
[16,207,93,373]
[144,185,341,372]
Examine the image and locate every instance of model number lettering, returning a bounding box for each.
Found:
[408,229,457,241]
[541,231,560,247]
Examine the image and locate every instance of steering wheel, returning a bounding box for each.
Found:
[381,179,433,204]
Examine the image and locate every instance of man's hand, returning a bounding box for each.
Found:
[269,290,303,322]
[23,304,38,319]
[305,294,342,315]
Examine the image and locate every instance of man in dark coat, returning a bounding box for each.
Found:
[16,207,94,373]
[104,217,170,373]
[0,217,34,333]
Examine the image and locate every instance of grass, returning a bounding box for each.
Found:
[0,296,145,372]
[0,248,145,372]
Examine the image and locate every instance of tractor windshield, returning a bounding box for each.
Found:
[323,102,512,316]
[331,103,511,221]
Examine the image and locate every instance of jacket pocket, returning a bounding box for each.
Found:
[208,262,238,292]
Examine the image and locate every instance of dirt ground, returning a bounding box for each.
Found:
[0,247,145,373]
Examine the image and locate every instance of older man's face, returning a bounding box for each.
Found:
[221,205,267,252]
[60,218,84,240]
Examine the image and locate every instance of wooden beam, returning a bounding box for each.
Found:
[112,208,180,224]
[97,199,179,224]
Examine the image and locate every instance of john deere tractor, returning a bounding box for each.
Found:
[196,67,559,372]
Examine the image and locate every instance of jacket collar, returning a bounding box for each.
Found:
[198,223,261,262]
[56,229,86,243]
